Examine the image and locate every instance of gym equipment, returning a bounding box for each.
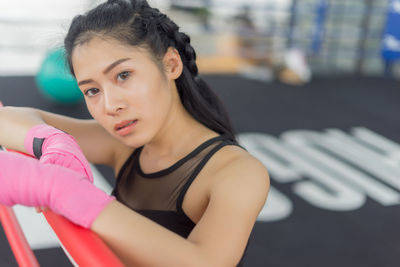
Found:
[36,48,83,104]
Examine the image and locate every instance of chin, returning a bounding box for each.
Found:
[120,132,150,148]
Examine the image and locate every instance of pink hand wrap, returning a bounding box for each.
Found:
[0,151,115,228]
[24,124,93,183]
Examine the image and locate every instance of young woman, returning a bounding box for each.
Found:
[0,0,269,266]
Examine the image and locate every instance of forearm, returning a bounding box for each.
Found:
[0,105,124,167]
[91,201,213,267]
[0,106,44,152]
[34,108,96,135]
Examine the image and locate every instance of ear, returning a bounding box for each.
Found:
[163,47,183,80]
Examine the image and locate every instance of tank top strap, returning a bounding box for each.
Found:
[112,148,140,197]
[176,138,237,215]
[134,134,230,178]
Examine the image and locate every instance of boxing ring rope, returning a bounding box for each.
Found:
[0,206,39,267]
[42,210,125,267]
[0,206,125,267]
[0,147,125,267]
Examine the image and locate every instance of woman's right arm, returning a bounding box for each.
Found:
[0,106,128,168]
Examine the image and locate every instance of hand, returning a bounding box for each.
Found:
[25,124,94,183]
[0,101,44,213]
[1,102,54,213]
[0,151,115,228]
[26,124,95,213]
[35,207,49,213]
[1,102,93,212]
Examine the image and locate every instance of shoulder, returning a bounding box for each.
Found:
[187,144,269,265]
[208,144,270,212]
[211,144,269,183]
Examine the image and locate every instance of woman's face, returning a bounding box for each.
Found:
[71,37,174,147]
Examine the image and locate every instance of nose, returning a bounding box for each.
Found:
[103,87,126,116]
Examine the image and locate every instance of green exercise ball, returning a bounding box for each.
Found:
[36,48,83,104]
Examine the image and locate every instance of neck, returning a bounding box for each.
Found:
[143,86,217,159]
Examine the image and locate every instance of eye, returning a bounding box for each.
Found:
[84,88,100,97]
[117,71,131,81]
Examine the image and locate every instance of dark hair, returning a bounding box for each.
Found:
[64,0,236,142]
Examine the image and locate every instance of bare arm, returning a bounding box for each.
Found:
[34,108,130,167]
[0,106,45,152]
[91,155,270,266]
[0,106,130,168]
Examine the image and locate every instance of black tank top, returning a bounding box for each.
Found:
[111,134,247,266]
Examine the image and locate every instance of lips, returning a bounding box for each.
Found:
[114,119,137,131]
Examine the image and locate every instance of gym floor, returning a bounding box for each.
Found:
[0,74,399,267]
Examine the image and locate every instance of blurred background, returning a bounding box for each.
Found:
[1,0,400,266]
[1,0,400,79]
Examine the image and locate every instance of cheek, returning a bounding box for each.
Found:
[150,88,173,130]
[134,75,171,116]
[85,101,95,116]
[85,101,102,122]
[149,82,171,114]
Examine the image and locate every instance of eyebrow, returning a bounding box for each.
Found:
[77,57,131,86]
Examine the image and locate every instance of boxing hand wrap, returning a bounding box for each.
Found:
[24,124,93,183]
[0,151,115,228]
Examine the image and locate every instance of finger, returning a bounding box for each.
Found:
[35,206,47,213]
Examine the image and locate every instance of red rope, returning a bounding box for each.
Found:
[0,205,40,267]
[43,210,125,267]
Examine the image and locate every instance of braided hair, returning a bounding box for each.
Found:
[64,0,236,142]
